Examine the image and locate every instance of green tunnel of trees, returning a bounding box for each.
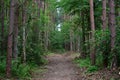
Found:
[0,0,120,79]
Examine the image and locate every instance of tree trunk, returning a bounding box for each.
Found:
[22,1,27,63]
[13,2,19,59]
[6,0,15,78]
[44,29,49,51]
[89,0,96,65]
[70,27,73,52]
[44,1,49,52]
[35,0,42,45]
[102,0,107,30]
[102,0,108,67]
[1,0,5,55]
[77,31,80,52]
[81,12,86,58]
[108,0,117,69]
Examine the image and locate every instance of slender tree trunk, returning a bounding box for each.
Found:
[108,0,117,69]
[89,0,96,65]
[77,32,80,52]
[35,0,42,45]
[13,3,19,59]
[44,2,49,52]
[22,1,27,63]
[1,0,5,55]
[70,27,73,52]
[22,19,26,63]
[44,29,49,51]
[102,0,108,67]
[108,0,116,55]
[6,0,15,78]
[102,0,107,30]
[81,12,86,58]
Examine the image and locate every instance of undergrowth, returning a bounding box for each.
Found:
[0,60,36,79]
[74,58,99,73]
[0,55,47,80]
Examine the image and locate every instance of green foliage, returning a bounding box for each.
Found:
[87,66,99,73]
[26,43,46,65]
[95,29,111,66]
[74,58,90,68]
[50,31,65,52]
[0,60,36,79]
[74,58,99,73]
[60,0,89,15]
[0,60,6,78]
[12,62,31,79]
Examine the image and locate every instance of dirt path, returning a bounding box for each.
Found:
[32,53,82,80]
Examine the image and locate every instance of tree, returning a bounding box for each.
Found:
[108,0,117,69]
[6,0,15,77]
[102,0,107,30]
[13,0,19,59]
[89,0,96,65]
[102,0,108,67]
[70,26,73,52]
[22,0,27,63]
[0,0,5,55]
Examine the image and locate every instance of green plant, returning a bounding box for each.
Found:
[74,58,90,68]
[0,60,6,78]
[87,66,99,73]
[11,61,33,79]
[74,58,99,73]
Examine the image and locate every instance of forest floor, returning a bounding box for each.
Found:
[32,52,120,80]
[32,52,82,80]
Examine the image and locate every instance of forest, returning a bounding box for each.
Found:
[0,0,120,80]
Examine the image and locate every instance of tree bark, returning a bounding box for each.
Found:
[102,0,108,68]
[77,31,80,52]
[102,0,107,30]
[70,27,73,52]
[13,2,19,59]
[89,0,96,65]
[108,0,117,69]
[1,0,5,55]
[6,0,15,78]
[44,1,49,52]
[22,0,27,63]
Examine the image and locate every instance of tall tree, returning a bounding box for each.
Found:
[108,0,117,69]
[34,0,42,44]
[102,0,108,67]
[70,27,73,52]
[44,1,49,51]
[81,12,86,58]
[102,0,107,30]
[6,0,15,77]
[0,0,5,55]
[22,0,27,63]
[13,1,19,59]
[89,0,96,65]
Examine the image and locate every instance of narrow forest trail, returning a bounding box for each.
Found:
[32,53,83,80]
